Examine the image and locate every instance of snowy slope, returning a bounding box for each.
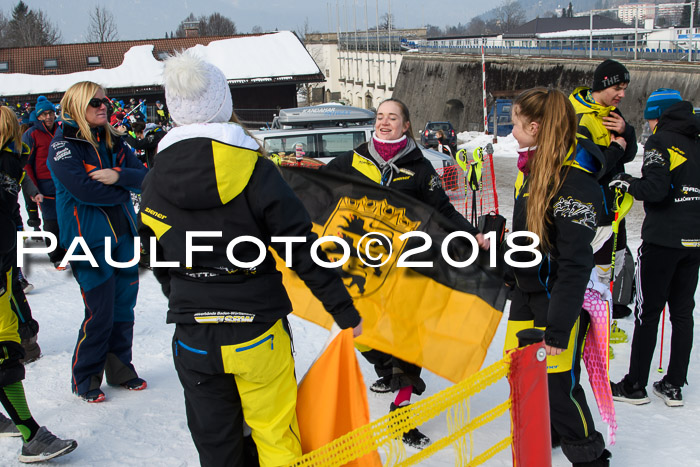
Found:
[3,136,699,466]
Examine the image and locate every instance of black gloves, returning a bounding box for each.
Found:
[609,173,635,193]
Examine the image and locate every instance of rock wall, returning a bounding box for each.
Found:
[393,54,700,139]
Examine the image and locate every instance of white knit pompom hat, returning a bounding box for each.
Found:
[162,50,233,125]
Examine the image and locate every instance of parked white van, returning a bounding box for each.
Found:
[252,104,456,170]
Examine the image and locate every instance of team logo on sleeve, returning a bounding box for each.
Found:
[428,174,442,192]
[552,196,597,231]
[643,149,666,167]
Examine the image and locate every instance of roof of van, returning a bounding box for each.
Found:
[273,104,375,128]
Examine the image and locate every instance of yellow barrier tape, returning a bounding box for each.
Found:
[398,400,512,466]
[289,354,513,467]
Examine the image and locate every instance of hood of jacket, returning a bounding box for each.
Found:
[655,101,700,138]
[153,123,261,210]
[569,86,614,118]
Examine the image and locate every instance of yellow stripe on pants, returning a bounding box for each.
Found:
[221,319,301,467]
[504,318,579,373]
[0,268,20,344]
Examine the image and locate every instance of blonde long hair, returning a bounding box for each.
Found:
[514,88,577,252]
[0,106,22,151]
[60,81,122,150]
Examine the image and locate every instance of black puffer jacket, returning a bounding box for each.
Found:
[511,140,605,348]
[138,123,360,333]
[627,101,700,249]
[325,142,479,235]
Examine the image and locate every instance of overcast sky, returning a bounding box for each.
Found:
[12,0,492,43]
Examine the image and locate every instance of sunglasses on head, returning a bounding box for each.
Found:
[88,97,111,108]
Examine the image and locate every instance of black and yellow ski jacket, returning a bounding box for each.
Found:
[138,123,361,332]
[627,101,700,249]
[510,139,605,348]
[325,142,479,235]
[569,86,637,225]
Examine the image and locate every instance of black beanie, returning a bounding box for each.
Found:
[592,59,630,91]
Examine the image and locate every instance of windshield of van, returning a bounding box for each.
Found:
[264,135,316,158]
[319,131,368,158]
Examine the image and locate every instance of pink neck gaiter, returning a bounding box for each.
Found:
[517,146,536,176]
[373,135,408,162]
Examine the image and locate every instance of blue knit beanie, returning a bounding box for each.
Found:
[644,88,682,120]
[35,96,56,117]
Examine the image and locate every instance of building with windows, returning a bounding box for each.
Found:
[618,3,656,24]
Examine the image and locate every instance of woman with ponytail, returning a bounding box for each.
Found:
[503,88,611,466]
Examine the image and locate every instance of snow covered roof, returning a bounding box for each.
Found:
[0,31,322,98]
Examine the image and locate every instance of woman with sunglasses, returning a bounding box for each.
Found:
[48,81,148,403]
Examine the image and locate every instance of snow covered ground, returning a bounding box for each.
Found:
[3,133,699,466]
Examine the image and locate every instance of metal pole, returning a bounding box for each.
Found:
[482,40,488,134]
[634,15,638,60]
[354,0,358,84]
[589,11,593,59]
[365,0,370,87]
[376,0,381,85]
[690,0,695,63]
[388,0,393,83]
[337,1,343,81]
[345,0,350,78]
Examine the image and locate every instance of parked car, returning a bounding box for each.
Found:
[487,99,513,137]
[420,121,458,152]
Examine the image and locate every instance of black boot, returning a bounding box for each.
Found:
[572,449,611,467]
[389,403,431,449]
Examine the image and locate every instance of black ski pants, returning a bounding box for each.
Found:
[624,243,700,388]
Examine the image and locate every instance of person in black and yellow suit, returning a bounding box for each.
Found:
[324,98,488,449]
[569,59,637,318]
[0,105,77,462]
[611,89,700,407]
[138,51,362,467]
[504,88,611,466]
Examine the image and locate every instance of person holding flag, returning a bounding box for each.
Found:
[324,98,488,449]
[610,89,700,407]
[138,50,362,467]
[504,88,610,466]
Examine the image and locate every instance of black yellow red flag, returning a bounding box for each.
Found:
[279,167,507,383]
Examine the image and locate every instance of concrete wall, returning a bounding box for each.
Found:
[393,54,700,139]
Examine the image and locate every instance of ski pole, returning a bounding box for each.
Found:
[658,306,666,373]
[610,189,634,295]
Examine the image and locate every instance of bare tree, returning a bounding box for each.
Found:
[466,17,488,36]
[496,0,525,33]
[379,12,394,30]
[251,25,263,34]
[86,5,118,42]
[203,12,237,36]
[0,11,8,45]
[175,12,237,37]
[6,1,62,47]
[295,17,311,43]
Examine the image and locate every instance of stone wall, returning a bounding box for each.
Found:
[393,54,700,139]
